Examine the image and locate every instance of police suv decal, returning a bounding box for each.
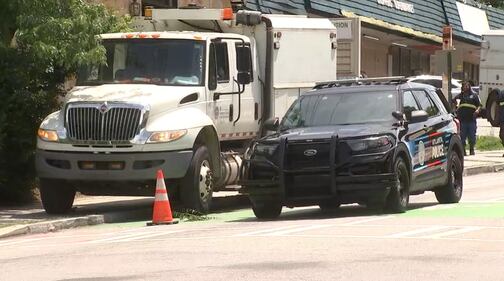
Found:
[409,132,450,173]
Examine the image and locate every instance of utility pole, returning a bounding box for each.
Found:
[442,25,454,111]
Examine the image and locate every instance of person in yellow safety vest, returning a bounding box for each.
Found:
[452,82,481,156]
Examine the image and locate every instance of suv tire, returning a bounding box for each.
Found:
[39,179,76,214]
[385,157,410,213]
[251,198,282,219]
[435,152,463,204]
[180,146,213,214]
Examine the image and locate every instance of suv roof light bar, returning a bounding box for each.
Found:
[314,76,408,89]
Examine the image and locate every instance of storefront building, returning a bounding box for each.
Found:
[101,0,504,82]
[244,0,504,82]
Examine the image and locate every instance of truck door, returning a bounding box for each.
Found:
[208,41,235,138]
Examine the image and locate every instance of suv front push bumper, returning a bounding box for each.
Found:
[240,137,397,202]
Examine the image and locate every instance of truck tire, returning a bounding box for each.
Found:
[251,199,282,220]
[435,152,463,204]
[486,90,501,127]
[385,157,410,213]
[180,146,213,214]
[39,179,76,214]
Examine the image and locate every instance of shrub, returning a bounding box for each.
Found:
[0,0,129,203]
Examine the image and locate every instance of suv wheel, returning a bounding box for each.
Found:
[251,198,282,219]
[39,179,76,214]
[180,146,213,214]
[385,157,410,213]
[435,152,463,204]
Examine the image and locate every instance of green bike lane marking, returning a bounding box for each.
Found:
[401,202,504,218]
[97,202,504,231]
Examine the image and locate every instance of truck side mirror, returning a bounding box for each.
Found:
[236,45,252,78]
[237,72,251,85]
[263,118,279,131]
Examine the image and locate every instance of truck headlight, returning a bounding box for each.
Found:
[347,136,394,154]
[37,129,59,142]
[147,129,187,143]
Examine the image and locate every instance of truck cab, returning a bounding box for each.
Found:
[36,6,337,214]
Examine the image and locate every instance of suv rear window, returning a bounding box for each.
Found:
[282,91,397,128]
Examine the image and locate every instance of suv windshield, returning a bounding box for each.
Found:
[281,91,397,129]
[77,39,205,86]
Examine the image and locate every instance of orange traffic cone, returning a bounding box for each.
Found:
[147,170,178,226]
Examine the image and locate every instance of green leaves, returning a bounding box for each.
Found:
[14,0,130,73]
[0,0,129,203]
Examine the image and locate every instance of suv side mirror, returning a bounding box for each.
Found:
[408,110,429,123]
[263,118,279,131]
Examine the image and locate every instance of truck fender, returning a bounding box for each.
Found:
[146,107,216,132]
[146,108,222,179]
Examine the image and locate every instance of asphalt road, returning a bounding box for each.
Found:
[1,172,504,281]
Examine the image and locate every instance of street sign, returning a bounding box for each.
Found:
[443,25,453,50]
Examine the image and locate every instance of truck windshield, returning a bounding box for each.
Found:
[77,39,205,86]
[281,91,397,129]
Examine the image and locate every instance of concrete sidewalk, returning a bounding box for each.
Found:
[1,151,504,239]
[463,150,504,176]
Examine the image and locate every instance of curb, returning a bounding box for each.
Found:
[463,163,504,176]
[0,215,104,239]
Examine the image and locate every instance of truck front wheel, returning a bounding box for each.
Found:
[180,146,213,214]
[39,179,76,214]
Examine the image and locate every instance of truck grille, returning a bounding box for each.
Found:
[66,104,144,143]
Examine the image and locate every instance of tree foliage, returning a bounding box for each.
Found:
[0,0,129,203]
[477,0,504,8]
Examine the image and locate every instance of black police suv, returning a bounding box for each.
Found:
[241,79,464,219]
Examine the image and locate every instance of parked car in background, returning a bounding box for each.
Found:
[407,75,462,97]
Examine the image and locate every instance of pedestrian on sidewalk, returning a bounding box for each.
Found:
[453,81,481,156]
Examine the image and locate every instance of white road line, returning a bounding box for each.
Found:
[264,224,333,236]
[110,230,187,242]
[388,226,452,238]
[0,237,47,247]
[422,227,484,239]
[273,234,504,243]
[340,215,393,226]
[483,196,504,202]
[234,225,302,237]
[87,229,169,243]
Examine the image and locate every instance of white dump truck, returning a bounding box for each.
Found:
[35,3,337,214]
[480,30,504,126]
